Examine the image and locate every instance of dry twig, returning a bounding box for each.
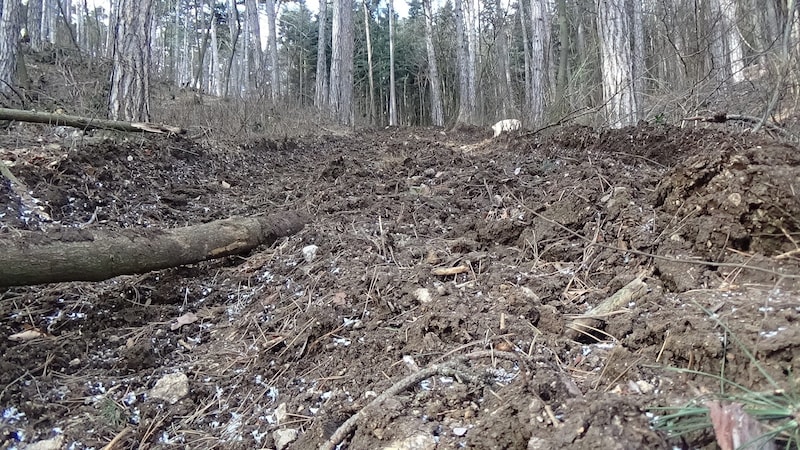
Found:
[319,350,525,450]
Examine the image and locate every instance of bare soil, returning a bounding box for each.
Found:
[1,124,799,450]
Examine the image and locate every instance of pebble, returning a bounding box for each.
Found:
[149,372,189,404]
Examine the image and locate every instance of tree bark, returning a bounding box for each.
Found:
[0,0,22,98]
[518,0,532,121]
[27,0,44,51]
[108,0,154,122]
[223,0,241,97]
[0,107,185,134]
[329,0,354,125]
[388,0,398,126]
[553,0,568,115]
[314,0,329,108]
[265,0,280,102]
[245,0,264,90]
[192,1,214,92]
[0,212,309,288]
[422,0,444,126]
[209,10,221,95]
[529,0,550,126]
[453,0,475,125]
[44,0,57,45]
[597,0,638,128]
[493,0,513,117]
[362,0,376,123]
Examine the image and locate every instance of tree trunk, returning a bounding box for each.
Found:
[224,0,241,97]
[0,0,22,98]
[553,0,568,115]
[27,0,43,51]
[720,0,744,83]
[108,0,154,122]
[192,2,214,92]
[493,0,512,117]
[518,0,532,121]
[44,0,57,45]
[529,0,550,126]
[597,0,638,128]
[314,0,329,108]
[329,0,354,125]
[245,0,264,90]
[210,12,221,95]
[265,0,280,102]
[0,107,185,133]
[453,0,475,125]
[0,212,309,288]
[466,0,478,122]
[422,0,444,126]
[388,0,398,126]
[362,0,376,123]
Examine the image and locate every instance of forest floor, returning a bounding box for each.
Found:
[1,122,799,450]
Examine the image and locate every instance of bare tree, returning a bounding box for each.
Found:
[529,0,551,125]
[27,0,44,51]
[518,0,533,120]
[362,0,376,123]
[245,0,264,90]
[265,0,280,102]
[224,0,242,97]
[709,0,744,83]
[597,0,639,127]
[493,0,513,117]
[329,0,354,125]
[314,0,328,108]
[43,0,57,45]
[108,0,154,121]
[388,0,398,125]
[423,0,444,126]
[0,0,22,99]
[453,0,477,125]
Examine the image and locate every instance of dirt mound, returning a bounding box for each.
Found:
[1,124,798,449]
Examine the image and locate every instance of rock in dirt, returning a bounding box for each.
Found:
[273,428,298,450]
[382,432,437,450]
[148,372,189,404]
[302,244,320,262]
[22,435,64,450]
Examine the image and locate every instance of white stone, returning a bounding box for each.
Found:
[24,435,64,450]
[383,433,437,450]
[273,428,298,450]
[302,245,319,262]
[149,372,189,404]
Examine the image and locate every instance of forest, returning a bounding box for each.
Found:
[2,0,797,130]
[1,0,799,449]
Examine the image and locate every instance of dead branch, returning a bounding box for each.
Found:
[0,211,309,287]
[0,107,186,134]
[565,273,648,340]
[320,350,525,450]
[683,112,796,140]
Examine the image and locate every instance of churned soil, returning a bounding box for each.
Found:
[1,123,798,449]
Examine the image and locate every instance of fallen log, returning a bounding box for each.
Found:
[0,107,186,134]
[0,211,309,287]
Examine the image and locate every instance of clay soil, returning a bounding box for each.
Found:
[1,124,799,450]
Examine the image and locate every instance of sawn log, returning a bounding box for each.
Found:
[0,212,309,287]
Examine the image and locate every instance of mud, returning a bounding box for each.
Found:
[0,124,798,449]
